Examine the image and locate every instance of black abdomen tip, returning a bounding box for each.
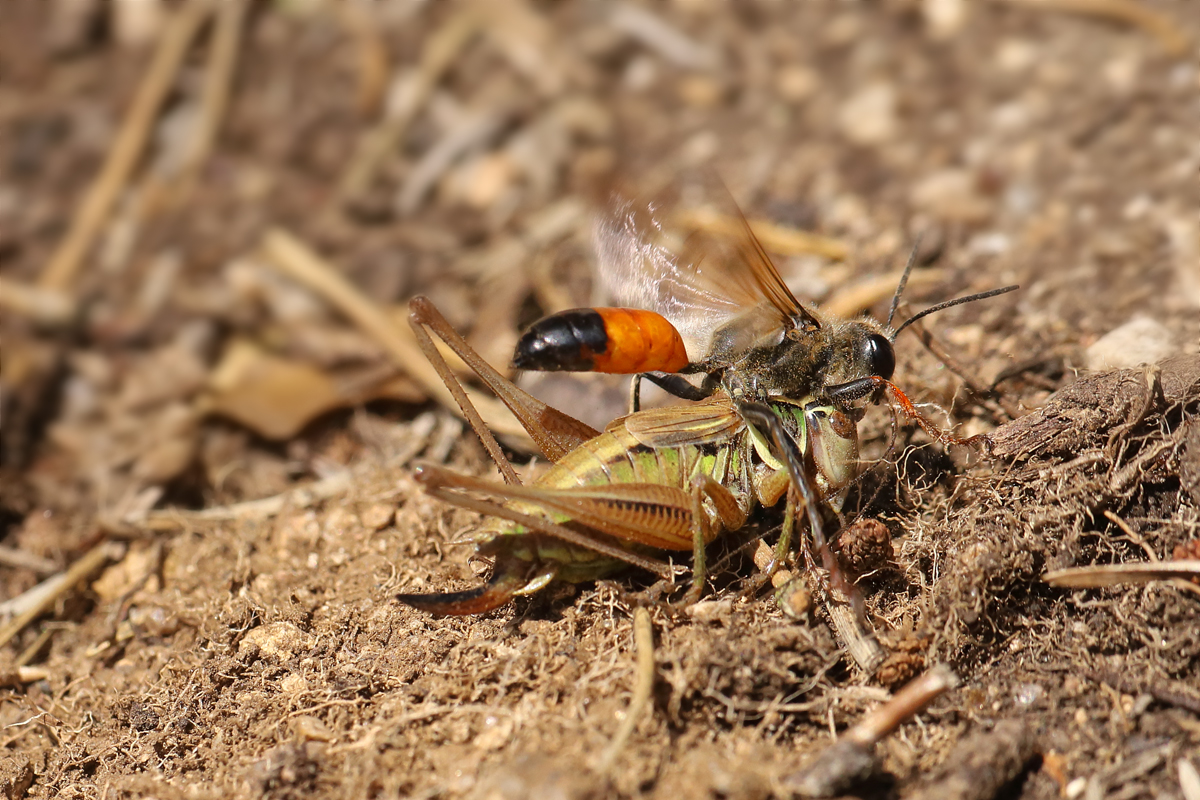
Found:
[512,309,609,372]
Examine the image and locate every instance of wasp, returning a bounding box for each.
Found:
[398,179,1015,646]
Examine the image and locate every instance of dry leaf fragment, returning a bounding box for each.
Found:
[206,339,421,440]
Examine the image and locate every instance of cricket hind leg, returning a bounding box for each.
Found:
[396,552,551,616]
[413,463,678,577]
[408,297,600,485]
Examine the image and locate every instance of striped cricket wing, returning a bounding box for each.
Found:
[619,395,745,449]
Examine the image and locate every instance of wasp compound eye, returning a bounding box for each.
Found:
[863,333,895,380]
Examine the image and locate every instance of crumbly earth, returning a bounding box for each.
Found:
[0,2,1197,799]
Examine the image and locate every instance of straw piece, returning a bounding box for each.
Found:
[175,0,246,194]
[331,8,483,211]
[0,277,76,327]
[141,471,353,529]
[260,228,529,443]
[1002,0,1188,57]
[0,541,126,651]
[675,208,849,261]
[597,606,656,773]
[822,268,945,320]
[0,546,59,576]
[39,0,214,292]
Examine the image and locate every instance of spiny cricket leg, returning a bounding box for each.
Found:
[684,475,747,605]
[794,493,885,673]
[397,552,539,616]
[408,296,600,482]
[771,496,796,572]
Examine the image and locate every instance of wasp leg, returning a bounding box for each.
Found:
[628,372,712,414]
[408,296,600,484]
[858,375,975,448]
[397,552,547,616]
[736,400,828,548]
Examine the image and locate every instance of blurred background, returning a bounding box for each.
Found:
[0,1,1196,797]
[2,0,1195,528]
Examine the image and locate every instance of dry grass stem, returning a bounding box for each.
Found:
[0,546,59,576]
[15,628,56,668]
[0,667,51,687]
[260,228,530,443]
[173,0,246,199]
[1043,560,1200,588]
[783,664,959,797]
[331,8,483,212]
[824,268,947,320]
[675,209,849,261]
[337,0,390,117]
[0,541,126,651]
[38,0,214,292]
[0,277,77,327]
[140,470,355,529]
[597,606,656,773]
[1001,0,1189,56]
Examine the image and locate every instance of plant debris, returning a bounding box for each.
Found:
[0,2,1196,798]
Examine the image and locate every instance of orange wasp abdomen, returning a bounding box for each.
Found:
[512,308,690,374]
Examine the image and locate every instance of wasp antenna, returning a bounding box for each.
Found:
[891,285,1019,342]
[886,235,924,329]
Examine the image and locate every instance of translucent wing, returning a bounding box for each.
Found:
[593,177,820,365]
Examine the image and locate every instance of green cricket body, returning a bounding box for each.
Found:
[402,393,862,614]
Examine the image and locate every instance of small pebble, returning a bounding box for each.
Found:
[922,0,966,40]
[1085,316,1177,370]
[837,82,897,146]
[360,503,395,530]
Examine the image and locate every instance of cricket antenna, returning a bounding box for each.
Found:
[886,236,923,329]
[891,285,1020,342]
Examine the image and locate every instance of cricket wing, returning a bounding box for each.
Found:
[417,463,700,552]
[619,394,745,449]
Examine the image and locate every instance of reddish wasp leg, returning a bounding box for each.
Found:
[872,377,973,447]
[407,297,600,484]
[413,464,676,577]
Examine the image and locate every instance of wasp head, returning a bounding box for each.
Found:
[745,318,895,407]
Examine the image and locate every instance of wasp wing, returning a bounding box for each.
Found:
[593,177,819,365]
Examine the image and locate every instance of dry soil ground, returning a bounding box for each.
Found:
[0,1,1198,799]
